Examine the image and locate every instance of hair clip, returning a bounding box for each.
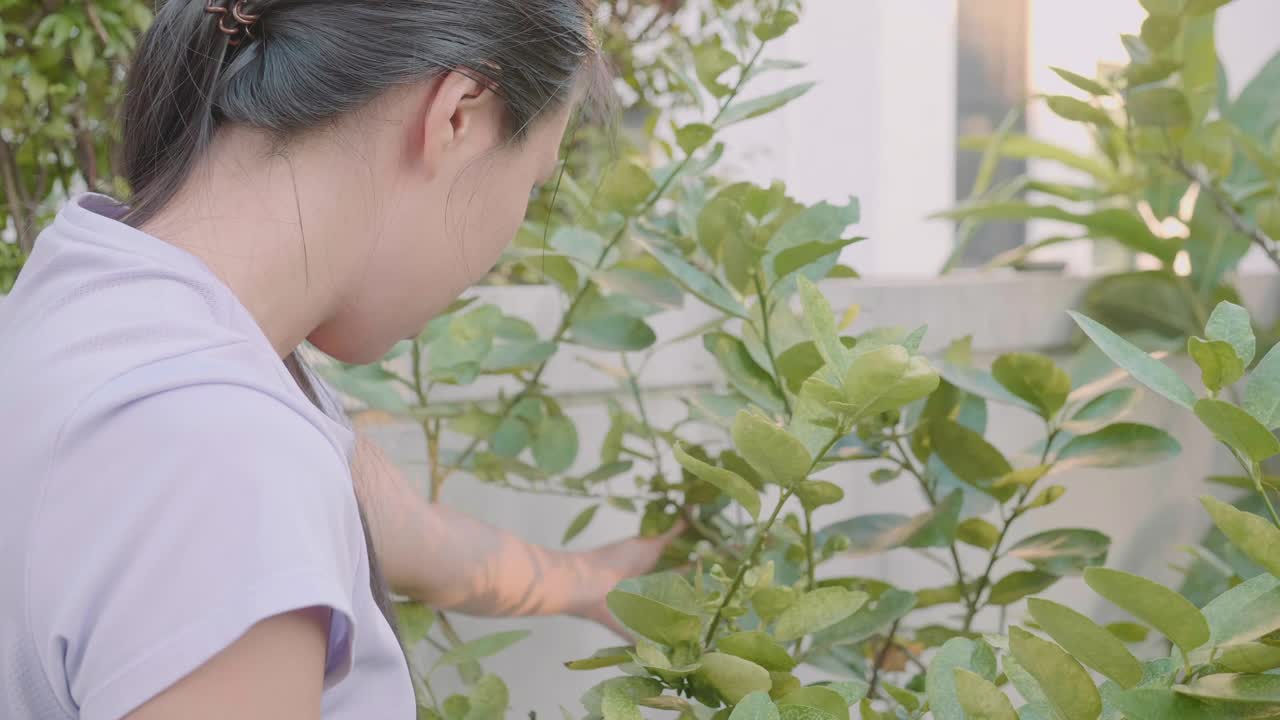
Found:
[205,0,260,46]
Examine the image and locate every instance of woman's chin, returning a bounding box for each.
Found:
[308,326,400,366]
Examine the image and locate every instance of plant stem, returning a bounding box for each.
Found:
[890,438,973,609]
[1251,460,1280,528]
[1173,159,1280,272]
[440,41,770,484]
[754,272,793,417]
[867,618,902,697]
[704,430,845,645]
[803,508,816,590]
[624,353,666,480]
[962,427,1059,631]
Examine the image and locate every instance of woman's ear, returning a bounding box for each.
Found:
[418,70,505,179]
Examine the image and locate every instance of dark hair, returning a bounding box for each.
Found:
[122,0,606,226]
[119,0,606,636]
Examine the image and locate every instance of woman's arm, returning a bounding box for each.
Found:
[125,608,330,720]
[352,434,676,628]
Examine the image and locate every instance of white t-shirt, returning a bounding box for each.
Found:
[0,194,415,719]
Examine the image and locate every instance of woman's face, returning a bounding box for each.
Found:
[309,79,575,364]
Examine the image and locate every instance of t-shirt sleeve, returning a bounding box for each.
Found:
[28,382,365,720]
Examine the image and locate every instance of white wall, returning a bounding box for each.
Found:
[721,0,958,276]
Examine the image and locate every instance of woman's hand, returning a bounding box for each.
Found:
[567,522,687,637]
[352,432,686,633]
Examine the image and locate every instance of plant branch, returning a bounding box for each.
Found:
[753,272,793,418]
[867,618,902,697]
[890,438,973,610]
[1173,159,1280,272]
[0,139,34,252]
[962,427,1059,631]
[704,429,845,645]
[624,353,666,480]
[803,508,816,590]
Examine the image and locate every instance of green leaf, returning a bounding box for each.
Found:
[954,668,1018,720]
[1046,95,1114,126]
[1051,66,1110,95]
[602,687,643,720]
[569,314,656,352]
[596,160,657,212]
[1129,86,1192,129]
[695,653,772,705]
[732,410,812,488]
[730,692,781,720]
[693,35,736,95]
[717,631,796,672]
[797,277,849,376]
[752,586,797,624]
[1008,529,1110,576]
[1085,567,1210,655]
[987,570,1060,605]
[464,675,509,720]
[674,443,762,519]
[72,32,93,75]
[1217,643,1280,673]
[645,242,749,319]
[1068,311,1197,408]
[582,678,663,717]
[1054,423,1181,469]
[957,134,1116,181]
[1245,342,1280,429]
[926,638,981,720]
[1027,598,1143,689]
[772,238,863,284]
[1106,622,1150,644]
[677,123,716,155]
[754,10,799,41]
[1109,688,1216,720]
[777,687,849,720]
[564,646,633,671]
[1008,626,1102,720]
[928,418,1014,499]
[840,346,940,423]
[697,190,750,260]
[815,589,917,645]
[705,333,787,415]
[777,706,836,720]
[956,517,1000,550]
[606,575,701,647]
[1202,574,1280,649]
[716,83,815,128]
[991,353,1071,419]
[938,362,1038,413]
[1175,673,1280,704]
[533,414,579,475]
[942,205,1171,262]
[814,492,962,555]
[318,365,410,414]
[562,504,599,545]
[794,480,844,511]
[1140,14,1181,51]
[594,268,683,310]
[1194,399,1280,461]
[1188,338,1245,393]
[1201,496,1280,578]
[396,602,437,647]
[434,630,531,669]
[773,587,868,642]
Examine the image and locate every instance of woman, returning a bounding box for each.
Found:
[0,1,678,717]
